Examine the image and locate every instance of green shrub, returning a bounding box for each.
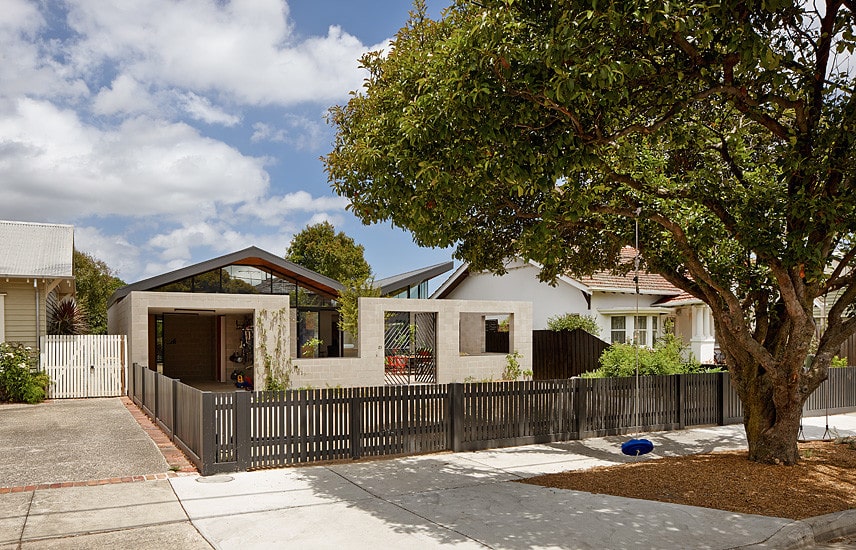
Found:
[546,314,601,336]
[502,350,522,380]
[0,343,50,403]
[831,356,849,368]
[584,331,700,378]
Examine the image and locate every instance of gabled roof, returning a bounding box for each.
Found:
[432,250,682,299]
[0,220,74,278]
[108,246,344,307]
[376,261,454,296]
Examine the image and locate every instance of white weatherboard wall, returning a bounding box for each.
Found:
[445,261,588,330]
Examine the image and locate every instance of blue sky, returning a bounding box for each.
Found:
[0,0,452,283]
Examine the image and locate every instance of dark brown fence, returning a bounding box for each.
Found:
[841,334,856,368]
[129,364,856,475]
[485,331,510,353]
[532,329,611,379]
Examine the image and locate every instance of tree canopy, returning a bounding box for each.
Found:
[326,0,856,464]
[285,221,372,284]
[73,250,126,335]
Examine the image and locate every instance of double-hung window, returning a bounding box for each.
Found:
[610,316,626,343]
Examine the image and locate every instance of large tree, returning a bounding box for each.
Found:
[326,1,856,464]
[73,250,126,335]
[285,221,373,283]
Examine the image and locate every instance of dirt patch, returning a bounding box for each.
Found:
[518,440,856,520]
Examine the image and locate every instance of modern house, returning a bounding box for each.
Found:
[108,247,530,388]
[0,220,75,348]
[432,248,717,363]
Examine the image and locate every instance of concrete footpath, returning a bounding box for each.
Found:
[2,413,855,549]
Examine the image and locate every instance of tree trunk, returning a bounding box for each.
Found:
[740,370,803,465]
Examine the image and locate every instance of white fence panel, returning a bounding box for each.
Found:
[40,335,127,398]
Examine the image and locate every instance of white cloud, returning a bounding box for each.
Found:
[143,219,295,277]
[0,1,392,284]
[178,92,241,127]
[251,122,286,143]
[63,0,370,108]
[251,114,327,150]
[0,98,269,221]
[237,191,349,225]
[92,74,156,116]
[0,1,89,103]
[74,225,141,281]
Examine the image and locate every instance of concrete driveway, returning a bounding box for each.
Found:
[0,398,170,488]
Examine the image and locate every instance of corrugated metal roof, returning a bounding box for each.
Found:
[376,261,454,296]
[0,220,73,278]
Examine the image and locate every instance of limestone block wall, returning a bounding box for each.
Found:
[459,313,485,355]
[360,297,532,385]
[108,291,290,385]
[109,290,532,389]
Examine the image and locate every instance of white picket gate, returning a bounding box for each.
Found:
[39,335,127,398]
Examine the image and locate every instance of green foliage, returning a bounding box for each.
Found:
[337,277,381,339]
[325,0,856,461]
[257,308,300,390]
[502,350,522,380]
[73,250,125,335]
[0,343,50,403]
[832,356,849,368]
[546,314,601,336]
[300,338,324,358]
[47,297,89,335]
[285,222,372,283]
[585,332,700,378]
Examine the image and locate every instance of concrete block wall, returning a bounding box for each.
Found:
[109,290,532,389]
[109,291,290,383]
[459,312,485,355]
[359,298,532,385]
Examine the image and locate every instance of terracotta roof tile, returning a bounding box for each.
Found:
[577,247,681,294]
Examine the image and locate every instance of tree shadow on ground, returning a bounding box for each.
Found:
[286,423,795,549]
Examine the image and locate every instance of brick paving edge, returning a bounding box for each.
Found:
[0,396,200,493]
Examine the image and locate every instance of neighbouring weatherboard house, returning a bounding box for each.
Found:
[0,220,75,348]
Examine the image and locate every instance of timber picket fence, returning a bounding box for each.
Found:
[40,335,127,398]
[129,363,856,475]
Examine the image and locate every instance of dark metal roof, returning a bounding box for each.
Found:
[376,261,454,296]
[108,246,344,307]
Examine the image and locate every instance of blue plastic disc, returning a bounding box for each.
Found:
[621,438,654,456]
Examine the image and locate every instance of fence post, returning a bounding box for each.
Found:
[350,390,363,460]
[130,363,137,402]
[153,370,160,420]
[201,392,216,476]
[139,364,145,408]
[716,372,726,426]
[171,378,180,441]
[235,391,251,471]
[676,374,686,430]
[447,383,464,452]
[573,378,586,439]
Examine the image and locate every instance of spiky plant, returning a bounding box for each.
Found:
[48,297,89,335]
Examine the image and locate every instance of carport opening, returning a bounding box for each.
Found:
[150,310,254,390]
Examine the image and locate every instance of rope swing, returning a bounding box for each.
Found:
[621,209,655,457]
